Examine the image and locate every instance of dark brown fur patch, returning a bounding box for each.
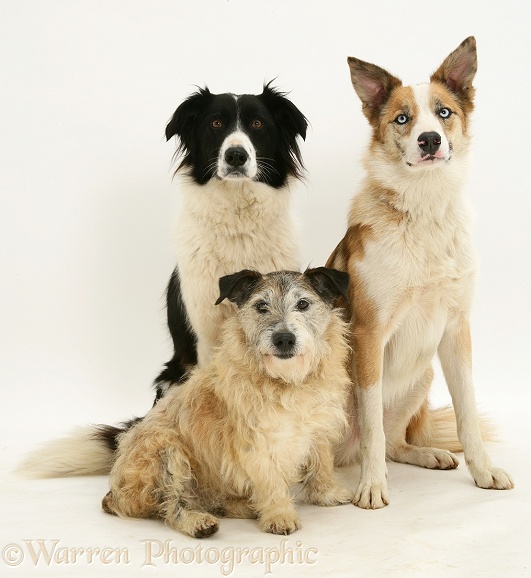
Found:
[430,36,477,115]
[347,57,402,127]
[376,86,418,144]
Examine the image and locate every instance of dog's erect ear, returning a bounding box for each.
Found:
[430,37,477,109]
[347,57,402,125]
[304,267,350,305]
[165,87,212,142]
[216,270,263,308]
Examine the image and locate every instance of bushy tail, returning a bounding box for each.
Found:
[406,403,495,453]
[15,420,138,479]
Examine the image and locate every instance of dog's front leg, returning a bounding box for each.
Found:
[352,329,389,509]
[438,314,514,490]
[238,453,301,535]
[303,438,354,506]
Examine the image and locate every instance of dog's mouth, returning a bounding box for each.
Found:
[224,168,249,178]
[406,154,449,167]
[273,352,296,360]
[263,351,300,361]
[217,169,254,181]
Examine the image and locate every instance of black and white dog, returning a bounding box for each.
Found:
[153,84,308,402]
[17,84,308,476]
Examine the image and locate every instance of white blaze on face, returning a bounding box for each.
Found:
[217,130,258,179]
[405,84,451,166]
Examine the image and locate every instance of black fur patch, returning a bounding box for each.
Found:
[153,268,197,395]
[165,83,307,187]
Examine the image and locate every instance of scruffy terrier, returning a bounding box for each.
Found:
[102,268,354,537]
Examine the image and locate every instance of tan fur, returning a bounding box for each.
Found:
[328,37,513,508]
[102,270,353,537]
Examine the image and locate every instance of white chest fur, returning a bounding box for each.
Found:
[174,179,300,365]
[355,170,477,405]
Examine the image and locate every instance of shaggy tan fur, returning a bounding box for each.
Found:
[102,269,353,537]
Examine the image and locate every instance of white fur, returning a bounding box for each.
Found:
[405,84,451,166]
[175,177,300,366]
[217,130,258,179]
[355,156,512,503]
[332,71,514,508]
[17,427,112,478]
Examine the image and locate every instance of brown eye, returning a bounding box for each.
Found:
[212,119,222,128]
[296,299,310,311]
[251,119,263,129]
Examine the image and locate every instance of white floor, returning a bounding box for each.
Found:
[2,402,529,578]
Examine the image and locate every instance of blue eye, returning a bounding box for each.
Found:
[395,114,409,125]
[439,107,452,119]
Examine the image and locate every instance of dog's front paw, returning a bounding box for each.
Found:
[193,514,220,538]
[306,484,355,506]
[471,465,514,490]
[170,511,220,538]
[259,510,302,535]
[353,480,389,509]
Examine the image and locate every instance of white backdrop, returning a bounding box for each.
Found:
[1,1,530,576]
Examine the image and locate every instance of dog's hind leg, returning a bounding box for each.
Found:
[160,446,220,538]
[302,439,354,506]
[102,431,167,520]
[385,366,460,470]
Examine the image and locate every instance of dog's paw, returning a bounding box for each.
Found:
[191,513,220,539]
[260,511,302,535]
[418,448,459,470]
[471,466,514,490]
[173,511,220,539]
[101,491,117,515]
[353,480,389,509]
[306,485,355,506]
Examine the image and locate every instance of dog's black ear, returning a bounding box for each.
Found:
[165,87,212,142]
[216,270,263,308]
[261,82,308,181]
[262,82,308,141]
[430,36,477,110]
[347,57,402,126]
[304,267,350,305]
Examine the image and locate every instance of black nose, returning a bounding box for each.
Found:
[417,131,441,155]
[272,331,296,356]
[224,147,248,167]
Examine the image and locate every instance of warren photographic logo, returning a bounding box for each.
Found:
[1,539,318,575]
[2,540,130,567]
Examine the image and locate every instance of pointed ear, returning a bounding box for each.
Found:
[347,57,402,125]
[304,267,350,305]
[165,87,212,142]
[215,270,263,307]
[430,37,477,106]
